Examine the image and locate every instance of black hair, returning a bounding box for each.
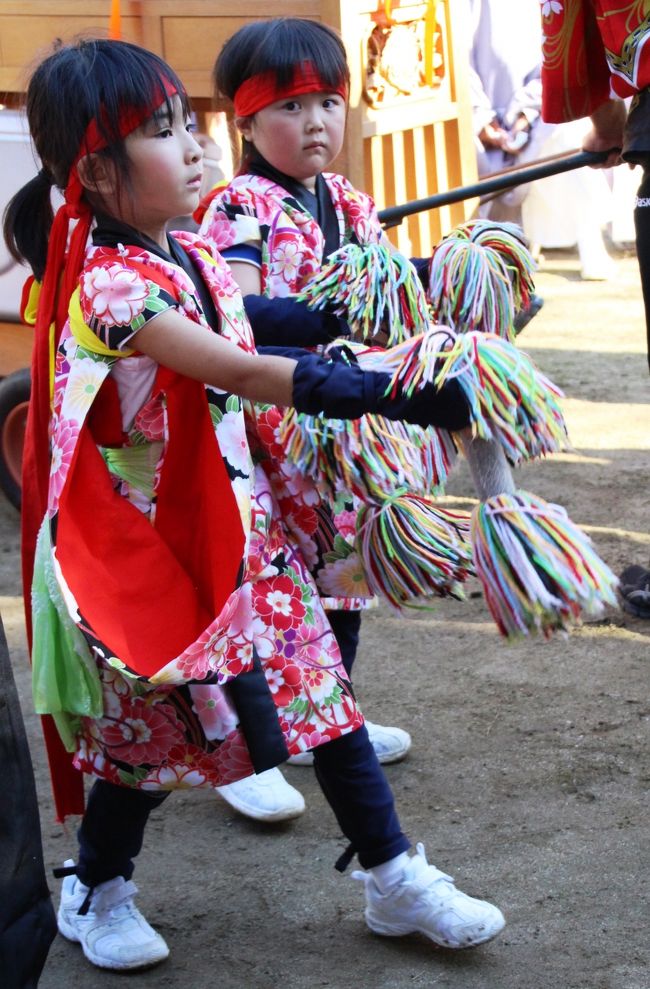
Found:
[3,38,189,280]
[214,18,349,168]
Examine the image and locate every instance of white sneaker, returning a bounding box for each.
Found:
[287,720,412,767]
[57,860,169,970]
[352,843,505,949]
[365,720,411,764]
[215,767,305,821]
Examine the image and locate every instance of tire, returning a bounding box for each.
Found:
[0,367,31,511]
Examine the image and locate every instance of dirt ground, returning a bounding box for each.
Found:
[1,246,649,989]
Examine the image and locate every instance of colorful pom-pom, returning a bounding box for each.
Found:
[364,328,568,465]
[470,490,619,639]
[280,411,457,502]
[355,494,474,611]
[297,243,430,345]
[428,219,536,339]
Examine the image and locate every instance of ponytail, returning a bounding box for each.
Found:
[3,169,54,281]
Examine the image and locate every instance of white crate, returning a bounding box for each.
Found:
[0,109,38,321]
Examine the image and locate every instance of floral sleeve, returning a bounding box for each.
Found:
[80,259,178,351]
[202,188,263,254]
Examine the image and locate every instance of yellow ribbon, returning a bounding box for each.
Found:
[21,278,57,402]
[22,277,40,326]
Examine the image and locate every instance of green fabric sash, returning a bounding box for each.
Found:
[31,520,104,751]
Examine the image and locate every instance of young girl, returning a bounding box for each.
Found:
[199,17,424,819]
[4,38,503,973]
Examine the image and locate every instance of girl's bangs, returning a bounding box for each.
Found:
[257,23,349,91]
[99,49,190,144]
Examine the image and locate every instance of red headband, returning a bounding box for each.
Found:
[233,61,348,117]
[65,80,179,215]
[22,80,180,709]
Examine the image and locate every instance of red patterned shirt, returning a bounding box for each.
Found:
[541,0,650,122]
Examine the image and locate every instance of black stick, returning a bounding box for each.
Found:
[378,148,614,228]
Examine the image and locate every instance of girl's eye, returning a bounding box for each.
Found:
[156,127,173,138]
[323,96,342,109]
[283,100,300,111]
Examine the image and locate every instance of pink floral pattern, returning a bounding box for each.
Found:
[134,396,166,441]
[48,416,81,514]
[264,654,303,708]
[99,697,185,765]
[202,172,380,300]
[82,262,148,327]
[254,574,307,632]
[200,173,383,612]
[41,234,363,795]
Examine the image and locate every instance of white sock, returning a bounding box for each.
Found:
[370,851,410,893]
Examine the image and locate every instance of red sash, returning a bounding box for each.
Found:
[25,254,246,817]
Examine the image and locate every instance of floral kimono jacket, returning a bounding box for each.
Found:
[540,0,650,122]
[31,231,363,795]
[200,171,383,611]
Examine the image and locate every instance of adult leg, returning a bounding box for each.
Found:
[617,160,650,616]
[633,160,650,372]
[0,616,56,987]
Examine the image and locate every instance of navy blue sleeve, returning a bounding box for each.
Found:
[244,294,350,348]
[220,244,262,268]
[291,350,470,431]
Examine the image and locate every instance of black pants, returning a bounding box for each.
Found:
[77,723,409,886]
[325,608,361,677]
[76,602,407,886]
[633,160,650,373]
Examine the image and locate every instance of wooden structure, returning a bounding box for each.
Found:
[0,0,478,501]
[0,0,478,257]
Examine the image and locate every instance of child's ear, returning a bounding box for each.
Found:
[235,116,253,142]
[76,152,117,197]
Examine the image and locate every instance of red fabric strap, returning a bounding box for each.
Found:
[55,373,243,678]
[22,77,181,647]
[54,257,246,678]
[233,61,347,117]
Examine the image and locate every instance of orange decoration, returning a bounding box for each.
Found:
[109,0,121,40]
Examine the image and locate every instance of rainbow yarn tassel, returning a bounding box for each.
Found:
[297,243,430,345]
[428,219,536,339]
[355,494,474,611]
[463,435,618,639]
[280,412,457,501]
[374,329,568,465]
